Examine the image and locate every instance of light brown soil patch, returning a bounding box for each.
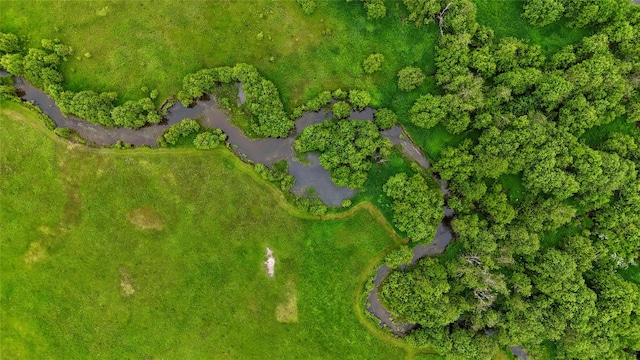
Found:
[24,241,47,265]
[119,268,135,297]
[126,207,164,231]
[276,280,298,323]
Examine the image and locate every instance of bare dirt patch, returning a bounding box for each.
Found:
[24,241,47,265]
[276,280,298,323]
[126,207,164,231]
[119,268,135,297]
[264,247,275,277]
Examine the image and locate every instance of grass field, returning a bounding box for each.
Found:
[0,100,412,359]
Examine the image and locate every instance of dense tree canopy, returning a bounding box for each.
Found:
[384,173,444,243]
[295,119,392,188]
[379,0,640,358]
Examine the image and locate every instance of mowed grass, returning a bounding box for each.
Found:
[0,101,407,359]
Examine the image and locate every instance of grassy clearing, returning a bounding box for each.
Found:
[0,101,407,359]
[0,0,436,110]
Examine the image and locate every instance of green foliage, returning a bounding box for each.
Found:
[111,98,161,129]
[380,257,461,327]
[384,245,414,268]
[363,0,386,19]
[255,160,296,191]
[0,32,20,54]
[341,199,352,208]
[294,196,328,215]
[295,120,392,188]
[57,90,118,127]
[397,66,425,91]
[1,101,405,359]
[332,101,352,119]
[297,0,317,15]
[383,173,443,242]
[193,129,227,149]
[522,0,565,27]
[374,108,397,130]
[159,119,201,146]
[178,64,293,137]
[348,89,371,111]
[403,0,442,27]
[362,53,384,74]
[332,88,347,100]
[53,127,75,138]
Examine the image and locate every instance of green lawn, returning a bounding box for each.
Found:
[0,101,407,359]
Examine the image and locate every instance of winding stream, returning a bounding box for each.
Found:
[12,76,431,206]
[7,73,530,358]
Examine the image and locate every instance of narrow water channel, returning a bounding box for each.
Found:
[11,76,431,206]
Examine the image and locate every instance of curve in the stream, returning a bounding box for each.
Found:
[11,75,432,206]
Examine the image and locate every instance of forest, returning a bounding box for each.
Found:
[1,0,639,359]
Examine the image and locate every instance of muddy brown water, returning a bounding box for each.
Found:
[12,76,431,206]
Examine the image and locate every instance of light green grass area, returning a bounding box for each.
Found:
[0,0,437,110]
[0,101,407,359]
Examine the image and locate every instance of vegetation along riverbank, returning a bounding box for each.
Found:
[2,0,640,359]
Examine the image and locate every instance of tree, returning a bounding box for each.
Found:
[0,32,20,54]
[409,93,450,129]
[384,246,414,268]
[348,89,371,110]
[332,101,351,119]
[364,0,386,19]
[522,0,565,27]
[383,173,444,242]
[374,108,397,130]
[296,0,317,15]
[193,129,227,149]
[403,0,442,27]
[397,66,426,91]
[380,257,461,327]
[295,120,391,188]
[362,53,384,74]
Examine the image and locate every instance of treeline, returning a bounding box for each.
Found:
[0,33,163,129]
[379,1,640,359]
[177,63,292,138]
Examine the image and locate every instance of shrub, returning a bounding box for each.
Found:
[348,90,371,111]
[364,0,386,19]
[160,119,201,146]
[341,199,352,208]
[374,108,397,130]
[305,90,333,111]
[193,129,227,149]
[53,127,75,138]
[297,0,317,15]
[363,53,384,74]
[332,101,351,119]
[332,88,347,100]
[398,66,425,91]
[0,32,20,54]
[295,197,327,215]
[111,98,161,129]
[384,246,414,268]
